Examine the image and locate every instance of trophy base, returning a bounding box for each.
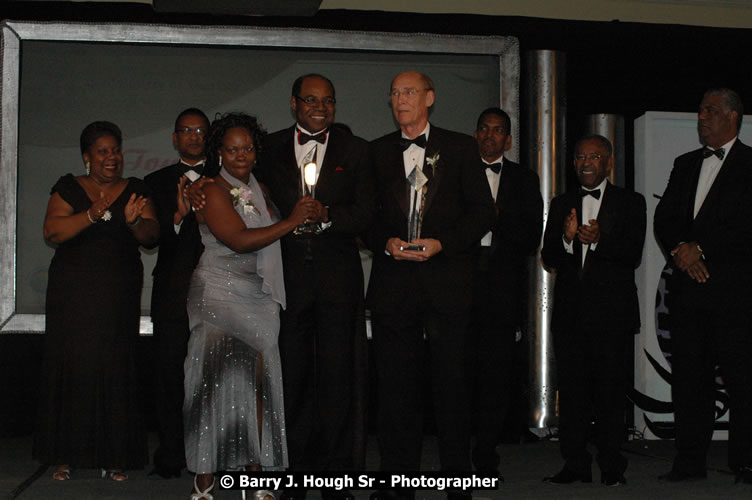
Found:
[293,222,323,238]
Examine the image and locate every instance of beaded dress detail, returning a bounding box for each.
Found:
[184,169,287,473]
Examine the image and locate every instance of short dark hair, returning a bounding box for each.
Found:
[291,74,336,98]
[703,87,744,131]
[174,108,209,131]
[80,121,122,154]
[204,112,266,177]
[476,107,511,133]
[574,134,613,157]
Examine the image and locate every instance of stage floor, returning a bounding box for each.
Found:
[2,434,751,499]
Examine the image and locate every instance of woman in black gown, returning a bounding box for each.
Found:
[33,121,159,481]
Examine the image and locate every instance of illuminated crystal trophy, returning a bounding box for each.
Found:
[293,146,323,236]
[405,165,428,249]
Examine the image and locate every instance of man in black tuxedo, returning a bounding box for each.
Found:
[255,74,374,499]
[144,108,209,478]
[366,71,495,499]
[541,134,646,486]
[654,88,752,483]
[469,108,543,476]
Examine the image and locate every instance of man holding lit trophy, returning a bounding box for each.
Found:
[257,74,375,500]
[366,71,495,500]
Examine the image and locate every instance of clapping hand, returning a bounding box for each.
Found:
[124,193,148,224]
[563,208,578,243]
[88,192,113,222]
[577,219,600,245]
[175,176,192,222]
[185,177,214,212]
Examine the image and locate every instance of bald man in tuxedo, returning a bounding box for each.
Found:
[366,72,495,500]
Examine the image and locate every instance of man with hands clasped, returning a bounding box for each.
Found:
[654,88,752,484]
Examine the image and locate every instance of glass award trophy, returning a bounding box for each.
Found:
[293,145,323,237]
[406,165,428,250]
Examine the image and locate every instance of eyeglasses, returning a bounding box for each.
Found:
[575,153,609,162]
[389,88,432,99]
[295,95,336,106]
[222,145,255,155]
[175,127,206,136]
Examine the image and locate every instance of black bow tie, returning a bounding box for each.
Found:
[485,162,502,174]
[580,188,601,200]
[399,134,427,151]
[702,147,725,160]
[180,161,204,175]
[297,129,327,145]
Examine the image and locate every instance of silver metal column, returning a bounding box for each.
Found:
[585,113,625,187]
[525,50,566,430]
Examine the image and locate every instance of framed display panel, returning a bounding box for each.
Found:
[0,20,519,333]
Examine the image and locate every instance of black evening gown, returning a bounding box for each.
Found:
[33,174,149,470]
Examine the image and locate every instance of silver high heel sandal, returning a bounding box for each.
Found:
[101,469,128,481]
[191,474,216,500]
[241,490,276,500]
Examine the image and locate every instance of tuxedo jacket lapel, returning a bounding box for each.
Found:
[582,182,614,275]
[384,134,410,218]
[694,142,738,225]
[315,128,341,201]
[422,133,444,214]
[573,192,584,274]
[596,182,615,236]
[488,167,505,252]
[685,152,704,224]
[278,127,303,198]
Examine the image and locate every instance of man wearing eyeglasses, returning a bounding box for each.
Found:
[541,134,646,487]
[655,88,752,484]
[469,108,543,478]
[366,71,495,500]
[144,107,210,479]
[256,74,374,500]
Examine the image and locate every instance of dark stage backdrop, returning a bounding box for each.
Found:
[5,29,513,321]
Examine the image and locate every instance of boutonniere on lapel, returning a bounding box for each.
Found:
[426,152,440,176]
[229,185,261,216]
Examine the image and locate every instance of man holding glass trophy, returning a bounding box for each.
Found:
[366,71,495,500]
[257,74,375,500]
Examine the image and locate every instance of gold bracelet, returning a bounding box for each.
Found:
[127,216,141,228]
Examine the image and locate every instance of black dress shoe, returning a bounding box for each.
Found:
[369,491,395,500]
[543,467,593,484]
[734,465,752,484]
[601,472,626,486]
[280,488,307,500]
[322,488,355,500]
[658,469,707,482]
[148,466,181,479]
[370,489,415,500]
[446,490,472,500]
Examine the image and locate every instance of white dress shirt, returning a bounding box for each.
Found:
[402,123,431,221]
[694,136,736,218]
[175,158,205,234]
[564,177,607,266]
[294,125,329,195]
[480,154,503,247]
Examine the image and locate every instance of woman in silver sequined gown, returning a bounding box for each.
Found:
[182,113,318,498]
